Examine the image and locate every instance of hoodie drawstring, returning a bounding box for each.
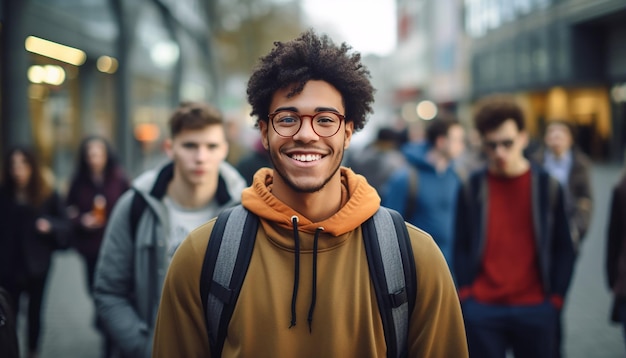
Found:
[288,215,324,333]
[307,227,323,332]
[289,216,300,328]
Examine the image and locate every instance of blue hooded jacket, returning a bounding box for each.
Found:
[382,142,461,267]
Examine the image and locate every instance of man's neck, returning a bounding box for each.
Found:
[271,175,343,223]
[166,176,218,209]
[549,148,570,161]
[490,158,530,177]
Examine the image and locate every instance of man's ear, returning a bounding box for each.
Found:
[343,120,354,149]
[259,121,270,149]
[520,130,529,150]
[163,138,173,159]
[219,140,229,161]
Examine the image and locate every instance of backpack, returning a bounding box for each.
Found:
[199,205,417,358]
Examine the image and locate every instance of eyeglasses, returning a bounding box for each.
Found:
[268,110,345,138]
[483,139,515,151]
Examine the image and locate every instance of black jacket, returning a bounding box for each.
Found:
[0,187,70,284]
[453,165,576,298]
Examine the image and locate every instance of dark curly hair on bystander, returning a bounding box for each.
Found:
[473,94,525,135]
[246,29,375,132]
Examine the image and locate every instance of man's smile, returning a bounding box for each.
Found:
[290,153,323,162]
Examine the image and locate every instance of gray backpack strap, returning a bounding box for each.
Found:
[363,207,416,357]
[200,205,257,358]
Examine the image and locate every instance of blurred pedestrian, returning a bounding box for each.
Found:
[93,101,246,358]
[454,95,576,358]
[65,135,130,357]
[531,120,593,251]
[67,136,130,289]
[606,163,626,348]
[382,116,465,268]
[0,146,71,358]
[344,126,407,196]
[153,29,467,357]
[530,119,593,358]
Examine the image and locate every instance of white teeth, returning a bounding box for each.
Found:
[291,154,322,162]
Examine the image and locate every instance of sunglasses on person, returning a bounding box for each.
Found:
[483,138,515,151]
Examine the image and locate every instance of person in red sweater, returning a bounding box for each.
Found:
[453,95,576,358]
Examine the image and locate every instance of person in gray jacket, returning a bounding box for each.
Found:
[93,101,247,358]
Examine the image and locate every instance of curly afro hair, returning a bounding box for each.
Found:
[246,29,375,132]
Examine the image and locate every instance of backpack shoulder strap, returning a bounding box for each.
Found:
[129,190,147,243]
[200,205,258,358]
[362,207,417,358]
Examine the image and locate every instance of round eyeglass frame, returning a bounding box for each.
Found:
[268,110,346,138]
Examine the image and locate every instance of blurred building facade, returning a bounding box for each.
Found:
[390,0,470,142]
[389,0,625,162]
[0,0,217,185]
[465,0,626,161]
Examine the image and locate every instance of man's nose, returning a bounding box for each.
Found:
[292,118,319,142]
[196,147,210,161]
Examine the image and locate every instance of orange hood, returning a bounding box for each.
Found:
[241,167,380,237]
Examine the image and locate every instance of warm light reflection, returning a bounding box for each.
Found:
[134,123,161,142]
[27,66,46,84]
[27,65,66,86]
[24,36,86,66]
[97,56,119,74]
[416,100,438,120]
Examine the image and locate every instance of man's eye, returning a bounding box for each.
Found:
[316,116,336,124]
[315,113,339,126]
[277,115,299,124]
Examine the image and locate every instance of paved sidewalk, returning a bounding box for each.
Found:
[17,251,102,358]
[563,163,624,358]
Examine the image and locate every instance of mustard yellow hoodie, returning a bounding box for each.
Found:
[153,167,468,357]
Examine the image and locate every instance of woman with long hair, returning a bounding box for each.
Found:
[65,136,129,357]
[66,136,129,290]
[0,146,70,358]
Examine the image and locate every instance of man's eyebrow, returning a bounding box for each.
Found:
[273,106,341,113]
[315,106,341,113]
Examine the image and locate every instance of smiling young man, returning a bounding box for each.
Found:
[93,102,246,358]
[453,95,576,358]
[152,30,467,357]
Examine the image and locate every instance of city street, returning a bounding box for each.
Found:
[16,163,626,357]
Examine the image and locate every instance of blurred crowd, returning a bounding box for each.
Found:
[0,88,625,358]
